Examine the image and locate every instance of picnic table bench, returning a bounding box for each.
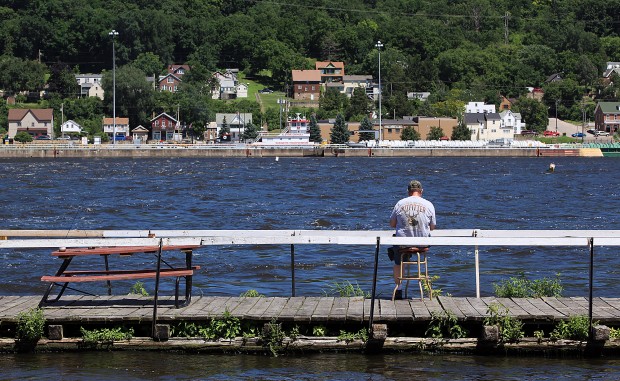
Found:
[40,245,200,308]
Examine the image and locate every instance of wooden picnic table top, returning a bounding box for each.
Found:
[51,245,200,257]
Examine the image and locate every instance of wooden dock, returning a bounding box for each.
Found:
[3,295,620,325]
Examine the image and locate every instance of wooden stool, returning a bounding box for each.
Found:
[392,247,432,301]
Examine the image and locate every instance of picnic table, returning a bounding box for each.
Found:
[40,245,200,308]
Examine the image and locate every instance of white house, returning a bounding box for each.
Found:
[464,112,513,141]
[61,120,82,135]
[75,74,104,99]
[499,110,524,135]
[235,83,248,98]
[465,101,496,114]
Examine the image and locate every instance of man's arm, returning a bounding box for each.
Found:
[390,217,396,228]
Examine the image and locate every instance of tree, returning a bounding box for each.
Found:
[319,87,349,118]
[358,116,375,141]
[329,113,349,144]
[132,52,164,78]
[427,126,444,140]
[346,87,370,120]
[401,126,420,141]
[515,97,548,132]
[101,65,155,127]
[308,114,322,143]
[47,62,79,98]
[451,122,471,141]
[241,122,259,141]
[219,116,229,140]
[14,131,33,142]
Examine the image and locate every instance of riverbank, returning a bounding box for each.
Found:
[0,144,607,158]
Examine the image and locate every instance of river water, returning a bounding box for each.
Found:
[0,156,619,379]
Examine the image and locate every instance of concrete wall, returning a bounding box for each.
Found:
[0,146,540,158]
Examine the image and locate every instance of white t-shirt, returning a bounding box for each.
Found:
[390,195,436,237]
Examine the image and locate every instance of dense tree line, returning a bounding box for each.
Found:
[1,0,619,136]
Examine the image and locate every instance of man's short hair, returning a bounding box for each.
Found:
[408,180,423,192]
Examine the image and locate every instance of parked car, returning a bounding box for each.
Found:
[587,129,597,135]
[521,130,537,136]
[543,130,560,136]
[571,132,586,138]
[597,131,610,136]
[259,88,274,94]
[35,135,51,140]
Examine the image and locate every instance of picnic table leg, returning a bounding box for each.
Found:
[151,240,163,338]
[103,254,112,295]
[39,257,73,306]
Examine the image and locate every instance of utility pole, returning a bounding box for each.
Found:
[376,41,383,142]
[109,30,119,145]
[504,12,511,45]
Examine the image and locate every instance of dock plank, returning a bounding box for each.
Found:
[278,297,305,321]
[377,299,397,322]
[465,297,491,318]
[311,297,334,322]
[409,299,432,320]
[348,297,365,322]
[261,297,289,320]
[242,297,274,320]
[437,296,466,319]
[394,300,415,321]
[329,298,349,321]
[295,297,320,322]
[526,298,564,320]
[541,297,575,318]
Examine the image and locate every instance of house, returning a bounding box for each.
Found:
[158,73,183,92]
[102,117,130,140]
[465,102,496,114]
[499,96,515,111]
[61,120,83,136]
[499,110,524,135]
[150,112,180,141]
[75,74,104,99]
[343,75,373,98]
[464,112,512,141]
[167,64,190,77]
[215,113,253,142]
[407,92,431,101]
[594,102,620,134]
[235,83,248,98]
[7,108,54,138]
[527,87,544,101]
[315,61,344,83]
[131,125,149,142]
[603,62,620,78]
[291,70,321,101]
[546,73,563,83]
[211,69,242,99]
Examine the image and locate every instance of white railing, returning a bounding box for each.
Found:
[1,229,617,328]
[1,228,617,296]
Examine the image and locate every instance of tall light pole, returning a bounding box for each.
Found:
[109,30,118,145]
[375,41,383,142]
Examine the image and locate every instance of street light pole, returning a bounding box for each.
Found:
[375,41,383,142]
[109,30,119,145]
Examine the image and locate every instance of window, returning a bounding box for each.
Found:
[167,77,174,83]
[17,122,21,126]
[298,85,302,90]
[162,120,167,127]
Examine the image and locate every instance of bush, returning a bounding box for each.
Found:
[483,303,524,343]
[16,308,45,343]
[14,131,33,143]
[493,272,562,298]
[550,315,594,341]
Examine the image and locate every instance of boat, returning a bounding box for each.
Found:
[251,114,314,146]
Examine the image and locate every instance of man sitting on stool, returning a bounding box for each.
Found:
[389,180,436,300]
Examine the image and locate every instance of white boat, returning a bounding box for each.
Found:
[252,114,314,146]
